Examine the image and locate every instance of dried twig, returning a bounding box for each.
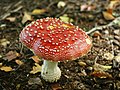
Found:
[86,17,120,34]
[0,1,23,20]
[55,7,68,17]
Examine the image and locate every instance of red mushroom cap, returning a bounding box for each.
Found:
[20,17,92,61]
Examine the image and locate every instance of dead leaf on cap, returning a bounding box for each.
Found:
[3,51,20,61]
[90,70,112,78]
[0,66,13,72]
[102,11,115,20]
[31,9,46,15]
[30,63,42,74]
[22,12,32,24]
[15,60,24,65]
[31,55,41,63]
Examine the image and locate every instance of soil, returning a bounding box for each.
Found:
[0,0,120,90]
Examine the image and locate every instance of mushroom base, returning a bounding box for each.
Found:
[41,60,61,82]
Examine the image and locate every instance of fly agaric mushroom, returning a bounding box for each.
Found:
[20,17,92,82]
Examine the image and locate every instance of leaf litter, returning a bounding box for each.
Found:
[0,0,120,90]
[30,63,42,74]
[3,51,20,61]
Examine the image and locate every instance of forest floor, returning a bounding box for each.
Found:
[0,0,120,90]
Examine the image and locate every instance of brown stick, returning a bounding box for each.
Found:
[86,17,120,34]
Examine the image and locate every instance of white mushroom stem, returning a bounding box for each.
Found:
[41,60,61,82]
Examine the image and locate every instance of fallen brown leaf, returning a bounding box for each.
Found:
[3,51,20,61]
[22,12,32,24]
[6,17,16,22]
[107,8,113,15]
[51,83,62,90]
[30,63,42,74]
[15,60,24,65]
[0,63,3,67]
[103,11,115,20]
[31,55,41,63]
[31,9,46,15]
[93,31,102,37]
[90,70,112,78]
[106,0,120,14]
[108,0,119,9]
[0,66,13,72]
